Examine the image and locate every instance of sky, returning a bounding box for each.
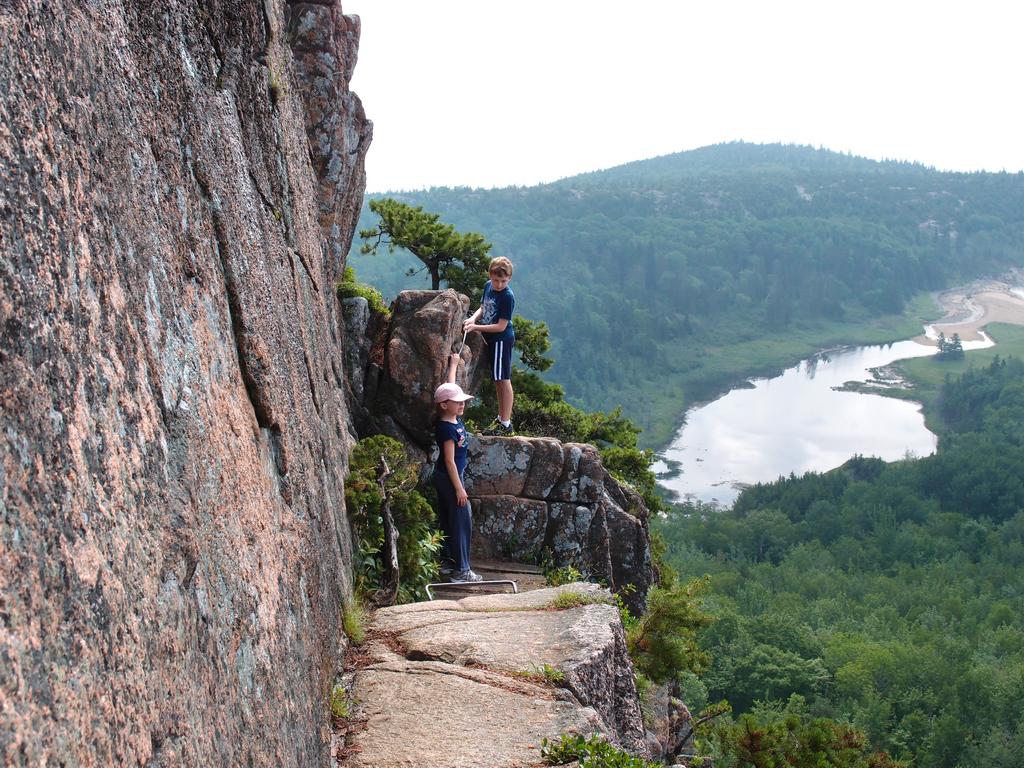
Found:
[347,0,1024,193]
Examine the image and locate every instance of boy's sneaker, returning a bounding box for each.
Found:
[438,563,454,577]
[481,420,515,436]
[449,569,483,583]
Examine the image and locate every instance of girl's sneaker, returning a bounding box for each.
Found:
[449,569,483,583]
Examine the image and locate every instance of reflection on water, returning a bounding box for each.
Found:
[656,336,992,507]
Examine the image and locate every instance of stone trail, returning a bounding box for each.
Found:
[333,583,647,768]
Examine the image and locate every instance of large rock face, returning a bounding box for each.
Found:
[0,1,367,765]
[348,289,487,451]
[289,2,371,264]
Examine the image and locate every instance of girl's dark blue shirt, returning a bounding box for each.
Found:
[434,417,469,475]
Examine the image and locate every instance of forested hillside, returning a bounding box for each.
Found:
[657,356,1024,767]
[350,143,1024,445]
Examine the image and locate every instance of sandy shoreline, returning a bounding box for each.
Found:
[915,273,1024,345]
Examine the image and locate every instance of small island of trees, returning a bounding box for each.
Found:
[935,331,965,360]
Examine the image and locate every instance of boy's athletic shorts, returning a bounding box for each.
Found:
[485,336,514,381]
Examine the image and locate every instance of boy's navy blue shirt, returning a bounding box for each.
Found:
[481,280,515,343]
[434,418,469,475]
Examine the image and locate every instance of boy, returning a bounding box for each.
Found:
[464,256,515,435]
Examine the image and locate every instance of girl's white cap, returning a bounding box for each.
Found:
[434,382,474,403]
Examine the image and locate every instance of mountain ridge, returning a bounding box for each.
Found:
[372,141,1010,196]
[351,142,1024,446]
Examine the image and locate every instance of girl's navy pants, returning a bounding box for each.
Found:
[432,469,473,572]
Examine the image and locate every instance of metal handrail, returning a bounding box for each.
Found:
[425,580,518,600]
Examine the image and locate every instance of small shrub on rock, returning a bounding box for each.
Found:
[329,684,352,721]
[344,435,441,603]
[341,600,367,646]
[626,578,713,685]
[548,590,611,611]
[545,565,584,587]
[541,732,658,767]
[514,663,567,686]
[337,266,391,316]
[540,663,566,685]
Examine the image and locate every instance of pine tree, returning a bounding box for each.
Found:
[359,198,491,301]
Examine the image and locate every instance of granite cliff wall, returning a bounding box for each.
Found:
[1,1,368,765]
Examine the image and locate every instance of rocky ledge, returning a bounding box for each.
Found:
[336,584,646,768]
[466,436,655,616]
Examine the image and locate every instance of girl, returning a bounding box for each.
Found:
[432,353,482,582]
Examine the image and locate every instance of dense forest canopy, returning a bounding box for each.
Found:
[351,143,1024,444]
[658,357,1024,767]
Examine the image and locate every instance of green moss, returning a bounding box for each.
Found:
[337,266,391,317]
[548,590,611,610]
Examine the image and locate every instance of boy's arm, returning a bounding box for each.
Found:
[463,307,483,333]
[466,317,508,334]
[466,291,512,334]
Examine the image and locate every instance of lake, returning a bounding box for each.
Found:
[654,335,992,507]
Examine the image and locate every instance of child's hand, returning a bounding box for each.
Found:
[449,353,461,366]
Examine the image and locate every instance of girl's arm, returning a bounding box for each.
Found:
[442,440,468,506]
[447,353,460,383]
